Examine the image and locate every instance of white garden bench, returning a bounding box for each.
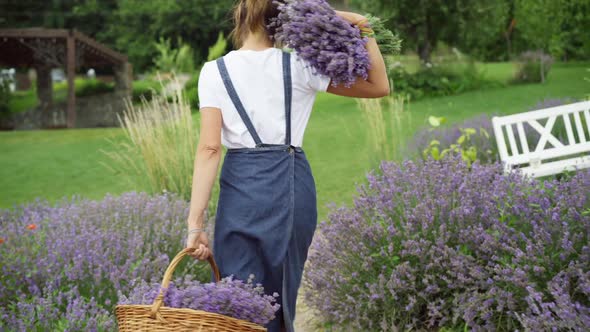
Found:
[492,100,590,178]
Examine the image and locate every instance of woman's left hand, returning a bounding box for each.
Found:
[185,231,211,261]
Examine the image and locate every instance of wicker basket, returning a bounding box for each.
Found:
[115,248,267,331]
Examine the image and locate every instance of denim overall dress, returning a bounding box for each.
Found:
[213,52,318,332]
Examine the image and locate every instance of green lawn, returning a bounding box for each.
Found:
[1,62,588,221]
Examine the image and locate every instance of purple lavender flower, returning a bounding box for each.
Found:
[0,285,114,331]
[270,0,370,87]
[304,157,590,330]
[119,275,280,326]
[0,191,207,330]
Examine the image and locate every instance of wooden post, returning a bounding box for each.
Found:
[114,62,133,98]
[66,30,76,128]
[36,65,53,128]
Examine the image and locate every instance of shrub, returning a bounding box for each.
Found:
[530,97,578,111]
[390,62,500,100]
[153,37,195,74]
[409,114,499,164]
[131,79,161,103]
[54,78,115,98]
[513,50,554,84]
[75,78,115,97]
[101,76,199,202]
[181,31,227,113]
[207,32,228,62]
[304,157,590,331]
[0,192,210,330]
[409,97,581,167]
[0,286,114,331]
[184,71,200,112]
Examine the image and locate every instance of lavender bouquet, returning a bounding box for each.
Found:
[365,14,402,57]
[118,275,280,326]
[270,0,401,87]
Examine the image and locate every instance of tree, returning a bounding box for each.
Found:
[514,0,590,61]
[106,0,234,72]
[447,0,510,61]
[71,0,119,44]
[0,0,75,28]
[1,0,235,72]
[351,0,508,63]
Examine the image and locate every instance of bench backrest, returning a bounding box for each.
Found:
[492,101,590,174]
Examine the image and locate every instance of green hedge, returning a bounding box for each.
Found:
[131,79,161,103]
[390,63,503,100]
[184,70,200,112]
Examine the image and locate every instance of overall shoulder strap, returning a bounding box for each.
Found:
[216,57,263,146]
[282,51,292,146]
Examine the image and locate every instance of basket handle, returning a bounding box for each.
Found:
[150,248,220,318]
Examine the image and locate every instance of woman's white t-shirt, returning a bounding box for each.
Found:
[197,48,330,148]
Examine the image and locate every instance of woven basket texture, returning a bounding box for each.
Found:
[115,248,267,331]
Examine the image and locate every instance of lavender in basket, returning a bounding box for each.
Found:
[118,274,280,326]
[270,0,370,87]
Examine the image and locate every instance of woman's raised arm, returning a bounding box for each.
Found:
[326,11,390,98]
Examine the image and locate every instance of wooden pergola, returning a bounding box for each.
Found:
[0,28,132,128]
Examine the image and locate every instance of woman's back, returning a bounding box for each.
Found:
[198,48,330,148]
[186,3,389,331]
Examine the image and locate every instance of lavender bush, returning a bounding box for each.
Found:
[530,97,578,111]
[118,275,280,326]
[513,50,554,84]
[409,97,580,167]
[409,114,499,164]
[270,0,370,87]
[0,191,209,330]
[0,286,114,331]
[304,157,590,331]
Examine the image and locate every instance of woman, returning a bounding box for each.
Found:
[185,1,389,331]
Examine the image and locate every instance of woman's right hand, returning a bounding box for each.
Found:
[328,11,390,98]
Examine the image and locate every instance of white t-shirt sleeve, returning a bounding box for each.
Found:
[293,53,331,93]
[198,61,222,109]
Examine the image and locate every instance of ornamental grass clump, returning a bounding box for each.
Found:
[0,191,210,330]
[270,0,400,87]
[304,157,590,331]
[118,275,280,326]
[101,74,198,202]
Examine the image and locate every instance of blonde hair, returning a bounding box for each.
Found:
[230,0,279,47]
